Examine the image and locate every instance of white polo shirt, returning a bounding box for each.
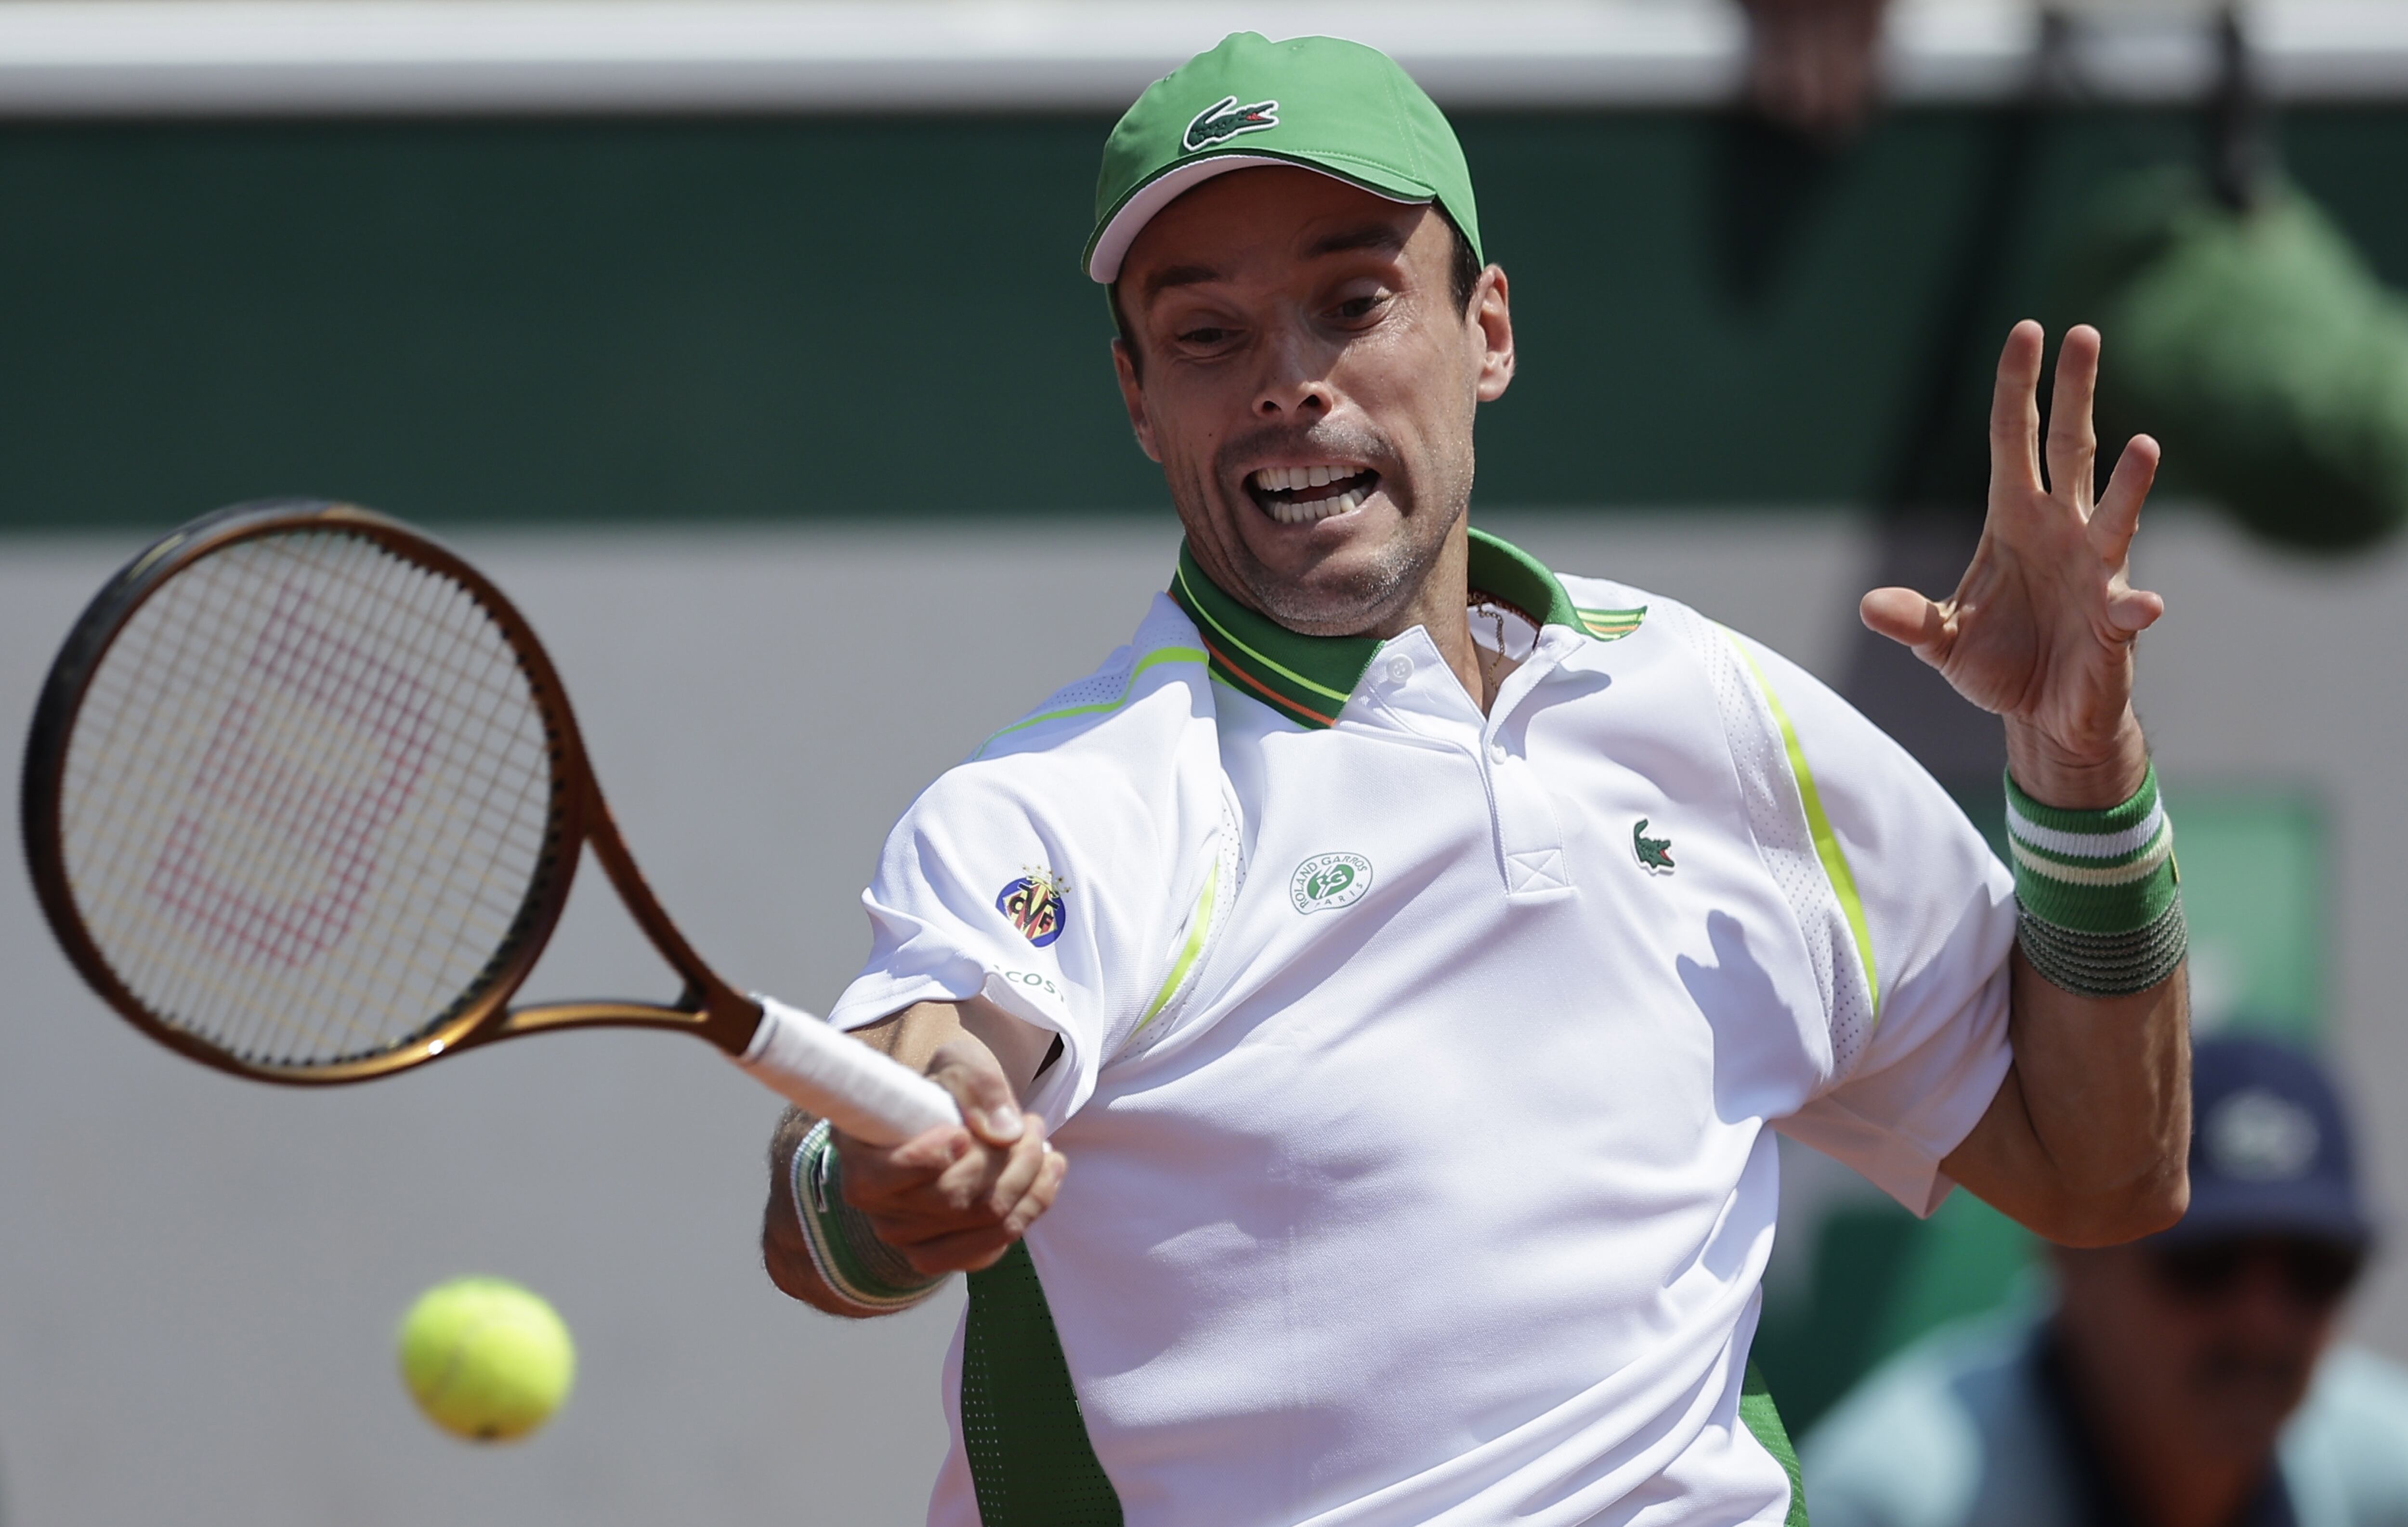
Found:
[827,529,2016,1527]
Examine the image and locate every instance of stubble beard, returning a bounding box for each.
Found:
[1244,525,1441,636]
[1178,425,1472,638]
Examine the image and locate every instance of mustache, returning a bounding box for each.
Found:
[1217,420,1398,485]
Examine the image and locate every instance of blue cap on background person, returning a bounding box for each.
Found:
[2157,1032,2375,1249]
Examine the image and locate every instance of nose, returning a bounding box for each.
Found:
[1255,380,1333,419]
[1253,329,1335,420]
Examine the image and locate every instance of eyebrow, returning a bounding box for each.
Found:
[1303,222,1411,261]
[1141,263,1223,300]
[1136,221,1413,303]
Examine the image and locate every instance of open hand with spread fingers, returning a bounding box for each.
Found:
[1860,320,2164,809]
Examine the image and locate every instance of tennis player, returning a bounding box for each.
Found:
[762,32,2189,1527]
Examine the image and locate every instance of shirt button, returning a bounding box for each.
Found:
[1488,741,1508,764]
[1386,656,1412,685]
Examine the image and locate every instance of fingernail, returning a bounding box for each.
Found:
[984,1105,1025,1139]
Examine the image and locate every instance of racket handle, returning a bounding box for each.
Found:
[737,994,963,1147]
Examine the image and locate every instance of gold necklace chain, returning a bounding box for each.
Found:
[1472,598,1507,702]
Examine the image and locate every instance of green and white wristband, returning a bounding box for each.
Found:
[2005,764,2187,997]
[790,1118,947,1314]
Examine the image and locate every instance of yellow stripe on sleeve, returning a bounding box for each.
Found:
[1727,636,1881,1017]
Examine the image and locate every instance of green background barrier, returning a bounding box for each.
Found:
[2,108,2406,528]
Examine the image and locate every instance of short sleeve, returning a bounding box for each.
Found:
[824,616,1222,1127]
[1725,632,2016,1216]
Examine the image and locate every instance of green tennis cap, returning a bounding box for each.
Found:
[1085,32,1482,284]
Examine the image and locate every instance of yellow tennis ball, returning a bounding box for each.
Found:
[397,1277,576,1442]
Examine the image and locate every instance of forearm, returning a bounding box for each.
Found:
[1944,735,2192,1244]
[853,997,1056,1100]
[1950,957,2190,1244]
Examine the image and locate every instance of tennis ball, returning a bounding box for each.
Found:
[397,1276,576,1442]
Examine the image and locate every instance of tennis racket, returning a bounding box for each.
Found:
[20,499,959,1146]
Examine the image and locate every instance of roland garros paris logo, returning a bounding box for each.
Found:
[1291,852,1372,914]
[1184,95,1280,153]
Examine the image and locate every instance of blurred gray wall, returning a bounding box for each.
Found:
[2,507,2403,1526]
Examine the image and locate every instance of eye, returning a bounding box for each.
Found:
[1178,325,1234,347]
[1332,293,1387,323]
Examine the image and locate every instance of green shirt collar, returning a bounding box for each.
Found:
[1166,528,1585,730]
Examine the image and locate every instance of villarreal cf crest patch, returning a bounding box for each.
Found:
[996,867,1070,947]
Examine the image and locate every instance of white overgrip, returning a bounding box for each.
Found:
[737,994,962,1147]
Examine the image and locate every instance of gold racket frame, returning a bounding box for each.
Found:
[21,499,766,1086]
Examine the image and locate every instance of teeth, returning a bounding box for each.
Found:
[1265,485,1369,524]
[1251,465,1362,494]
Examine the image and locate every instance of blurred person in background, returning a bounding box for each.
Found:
[1739,0,1891,139]
[1802,1033,2408,1527]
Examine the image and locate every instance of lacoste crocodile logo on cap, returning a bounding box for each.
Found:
[1183,95,1279,153]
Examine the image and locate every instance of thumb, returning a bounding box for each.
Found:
[1859,587,1949,657]
[926,1038,1028,1148]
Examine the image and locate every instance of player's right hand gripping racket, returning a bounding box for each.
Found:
[21,500,959,1146]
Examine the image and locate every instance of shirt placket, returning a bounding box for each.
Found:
[1367,626,1576,902]
[1482,629,1575,900]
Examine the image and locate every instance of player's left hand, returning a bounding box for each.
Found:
[1861,320,2164,809]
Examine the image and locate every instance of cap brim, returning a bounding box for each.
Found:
[1086,153,1432,284]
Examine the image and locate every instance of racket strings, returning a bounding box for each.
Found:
[58,529,564,1067]
[73,562,356,1028]
[314,542,556,1050]
[165,540,487,1058]
[142,537,551,1059]
[70,540,446,1056]
[233,542,497,1045]
[162,549,430,1017]
[249,536,559,1058]
[90,538,457,1055]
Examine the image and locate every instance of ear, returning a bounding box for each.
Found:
[1470,266,1515,404]
[1112,339,1163,462]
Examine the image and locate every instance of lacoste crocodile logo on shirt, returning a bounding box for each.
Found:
[1633,820,1675,873]
[1183,95,1280,152]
